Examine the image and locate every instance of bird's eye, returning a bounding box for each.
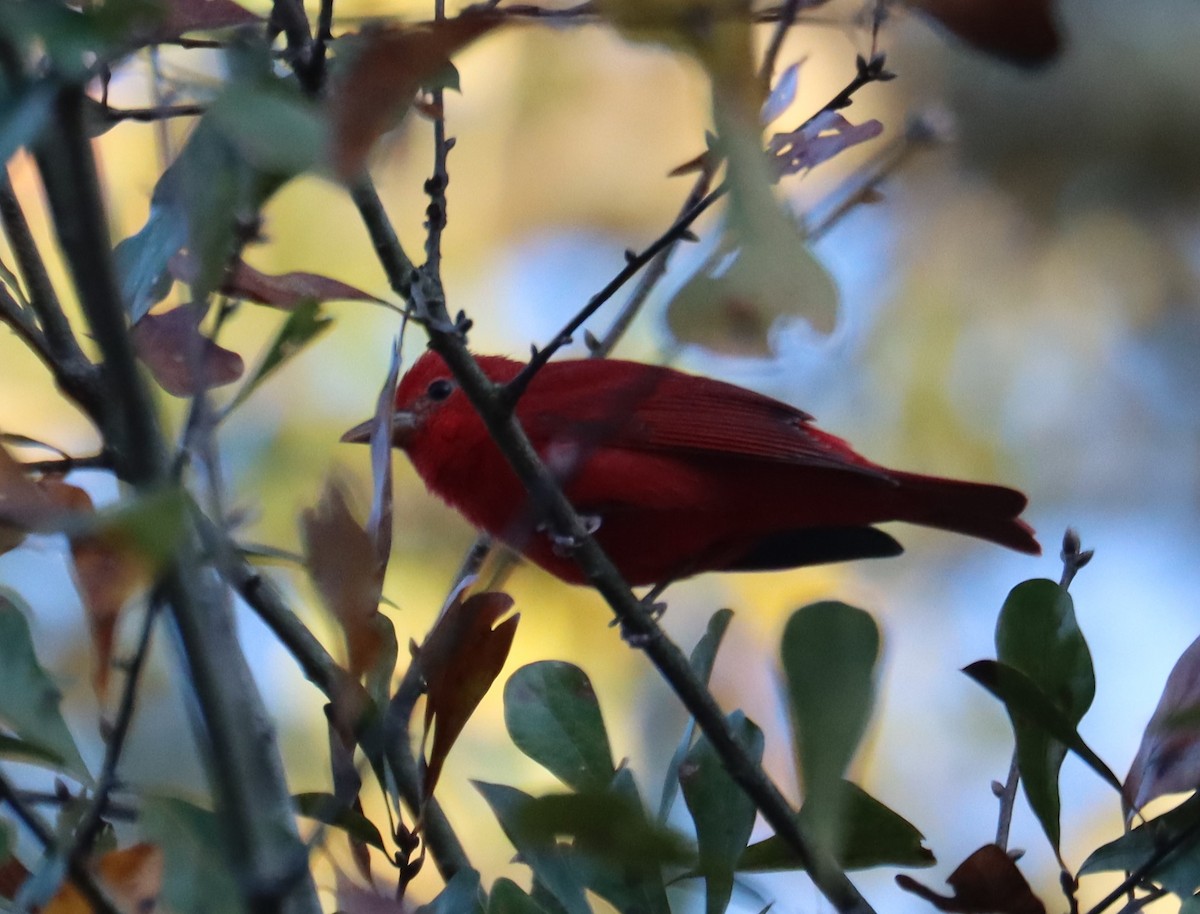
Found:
[427,378,454,401]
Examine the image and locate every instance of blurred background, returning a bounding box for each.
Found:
[3,0,1200,910]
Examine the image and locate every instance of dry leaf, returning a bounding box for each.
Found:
[36,479,150,702]
[132,305,245,397]
[150,0,262,41]
[301,480,385,680]
[326,13,501,180]
[169,253,381,310]
[0,441,58,555]
[1125,633,1200,813]
[897,845,1045,914]
[419,591,518,799]
[906,0,1060,65]
[43,844,163,914]
[768,110,883,178]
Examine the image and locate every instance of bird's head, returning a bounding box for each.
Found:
[340,351,524,449]
[340,350,461,449]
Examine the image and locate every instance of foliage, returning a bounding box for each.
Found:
[0,3,1193,914]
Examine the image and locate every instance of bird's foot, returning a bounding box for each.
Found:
[618,619,661,647]
[544,514,602,557]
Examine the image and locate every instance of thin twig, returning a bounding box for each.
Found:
[101,103,206,124]
[351,181,876,914]
[758,0,805,85]
[0,174,100,417]
[66,600,162,866]
[0,772,123,914]
[0,281,54,366]
[198,514,474,881]
[993,756,1019,849]
[423,0,450,274]
[34,84,322,914]
[20,452,112,474]
[502,185,724,405]
[15,790,137,822]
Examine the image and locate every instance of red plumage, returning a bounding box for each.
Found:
[362,351,1039,585]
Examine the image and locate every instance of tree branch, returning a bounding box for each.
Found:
[0,771,123,914]
[33,84,322,914]
[351,181,876,914]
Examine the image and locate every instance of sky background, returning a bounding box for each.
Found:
[3,0,1200,911]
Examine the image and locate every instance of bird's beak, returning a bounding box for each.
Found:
[340,411,419,445]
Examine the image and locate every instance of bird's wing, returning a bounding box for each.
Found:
[519,358,890,478]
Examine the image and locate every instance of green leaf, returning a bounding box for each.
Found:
[994,579,1095,851]
[0,590,90,783]
[0,83,54,167]
[224,300,334,414]
[0,733,67,770]
[566,768,676,914]
[659,608,733,821]
[504,662,614,793]
[207,83,325,178]
[680,711,762,914]
[489,878,551,914]
[1079,791,1200,899]
[114,93,299,320]
[417,868,484,914]
[140,796,244,914]
[479,775,686,914]
[666,109,838,356]
[292,792,386,851]
[474,782,591,914]
[782,601,879,849]
[83,487,189,566]
[963,660,1121,793]
[736,781,934,872]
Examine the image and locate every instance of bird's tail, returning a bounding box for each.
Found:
[891,470,1041,555]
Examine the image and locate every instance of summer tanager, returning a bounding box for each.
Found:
[343,352,1039,585]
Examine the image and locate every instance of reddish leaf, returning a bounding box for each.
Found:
[132,305,245,397]
[0,856,29,900]
[0,442,59,554]
[169,253,381,310]
[366,343,402,577]
[37,479,151,702]
[151,0,262,41]
[419,591,519,799]
[767,110,883,179]
[326,13,502,180]
[1125,633,1200,813]
[906,0,1061,65]
[301,480,386,681]
[897,845,1045,914]
[43,844,163,914]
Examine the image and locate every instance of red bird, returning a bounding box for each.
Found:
[344,351,1039,586]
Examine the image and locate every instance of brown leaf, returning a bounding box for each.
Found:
[419,591,519,799]
[169,253,381,310]
[897,845,1045,914]
[767,110,883,178]
[149,0,262,41]
[906,0,1061,65]
[1125,633,1200,813]
[0,441,60,555]
[37,479,151,703]
[132,305,245,397]
[301,480,386,680]
[43,844,163,914]
[326,13,502,180]
[0,856,30,900]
